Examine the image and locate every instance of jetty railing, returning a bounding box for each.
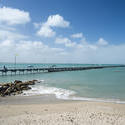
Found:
[0,65,125,76]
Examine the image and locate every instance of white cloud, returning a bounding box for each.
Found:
[0,39,13,47]
[55,36,98,49]
[0,6,30,25]
[0,39,64,63]
[97,38,108,46]
[46,14,70,28]
[55,37,76,47]
[71,33,83,38]
[37,25,56,37]
[37,14,70,37]
[0,29,28,41]
[54,36,125,63]
[0,25,16,31]
[0,34,125,64]
[55,37,70,44]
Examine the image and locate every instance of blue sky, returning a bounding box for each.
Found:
[0,0,125,63]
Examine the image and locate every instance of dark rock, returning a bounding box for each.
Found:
[14,80,22,84]
[33,80,38,82]
[24,80,36,85]
[15,91,22,95]
[22,86,31,90]
[0,80,36,97]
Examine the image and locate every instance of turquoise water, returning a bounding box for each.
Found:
[0,63,125,103]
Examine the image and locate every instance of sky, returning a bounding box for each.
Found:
[0,0,125,64]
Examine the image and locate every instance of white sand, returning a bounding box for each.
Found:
[0,101,125,125]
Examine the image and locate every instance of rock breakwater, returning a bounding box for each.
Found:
[0,80,38,97]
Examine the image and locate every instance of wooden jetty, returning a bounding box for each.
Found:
[0,65,125,76]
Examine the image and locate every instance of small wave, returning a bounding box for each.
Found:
[64,96,125,104]
[36,79,44,82]
[22,85,76,99]
[21,84,125,104]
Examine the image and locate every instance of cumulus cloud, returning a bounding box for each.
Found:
[0,6,30,25]
[55,36,97,50]
[55,37,76,47]
[97,38,108,46]
[37,25,56,37]
[0,34,125,63]
[37,14,70,37]
[55,37,71,44]
[46,14,70,28]
[0,39,65,63]
[0,29,28,41]
[54,35,125,63]
[0,25,16,31]
[71,33,83,38]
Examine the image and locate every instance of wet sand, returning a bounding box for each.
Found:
[0,95,125,125]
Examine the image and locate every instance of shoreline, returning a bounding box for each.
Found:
[1,94,125,105]
[0,94,65,105]
[0,96,125,125]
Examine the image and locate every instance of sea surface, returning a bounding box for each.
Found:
[0,63,125,103]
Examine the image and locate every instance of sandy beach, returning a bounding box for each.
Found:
[0,95,125,125]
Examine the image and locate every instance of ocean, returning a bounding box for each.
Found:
[0,63,125,103]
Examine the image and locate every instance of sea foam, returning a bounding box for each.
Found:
[22,85,76,99]
[21,84,125,104]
